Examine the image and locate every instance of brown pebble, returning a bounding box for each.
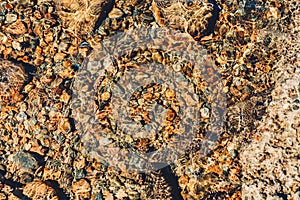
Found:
[101,92,111,101]
[23,180,58,200]
[72,179,91,199]
[44,31,54,44]
[109,7,124,19]
[165,89,175,99]
[60,90,71,103]
[5,20,27,35]
[54,52,66,62]
[0,59,27,104]
[68,45,78,55]
[3,47,12,59]
[58,118,71,133]
[143,92,152,100]
[34,55,44,66]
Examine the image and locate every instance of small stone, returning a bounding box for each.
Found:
[59,90,71,103]
[58,118,71,133]
[229,149,238,158]
[200,107,210,119]
[268,7,280,19]
[13,151,38,172]
[19,102,28,112]
[5,13,17,24]
[34,55,44,66]
[223,86,229,93]
[16,112,27,122]
[292,105,299,110]
[116,188,128,199]
[68,45,78,55]
[165,89,175,99]
[58,41,69,52]
[72,179,91,199]
[108,7,124,19]
[54,52,66,63]
[74,156,86,169]
[5,20,27,35]
[23,180,58,200]
[74,169,86,179]
[0,59,27,105]
[3,47,12,59]
[101,92,111,101]
[235,80,242,87]
[44,31,54,44]
[143,92,152,100]
[152,52,163,63]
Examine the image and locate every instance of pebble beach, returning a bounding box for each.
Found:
[0,0,299,199]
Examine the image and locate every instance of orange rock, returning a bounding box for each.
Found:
[23,180,58,200]
[165,89,175,99]
[205,164,222,175]
[101,92,111,101]
[54,52,66,63]
[59,90,71,103]
[5,20,27,35]
[72,179,91,199]
[0,59,27,105]
[178,174,189,190]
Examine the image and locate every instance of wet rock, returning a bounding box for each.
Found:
[0,59,28,105]
[13,151,38,172]
[5,13,17,24]
[108,7,124,19]
[152,0,217,38]
[4,20,27,35]
[23,180,58,200]
[54,0,114,36]
[72,178,91,199]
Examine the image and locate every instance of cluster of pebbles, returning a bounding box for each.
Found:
[0,0,299,199]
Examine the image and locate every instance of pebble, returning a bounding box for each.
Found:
[13,151,38,172]
[11,40,21,51]
[165,89,175,99]
[0,59,27,105]
[16,112,27,122]
[101,91,111,101]
[5,20,27,35]
[23,180,58,200]
[53,52,66,62]
[108,7,124,19]
[72,179,91,199]
[5,13,17,23]
[200,107,210,119]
